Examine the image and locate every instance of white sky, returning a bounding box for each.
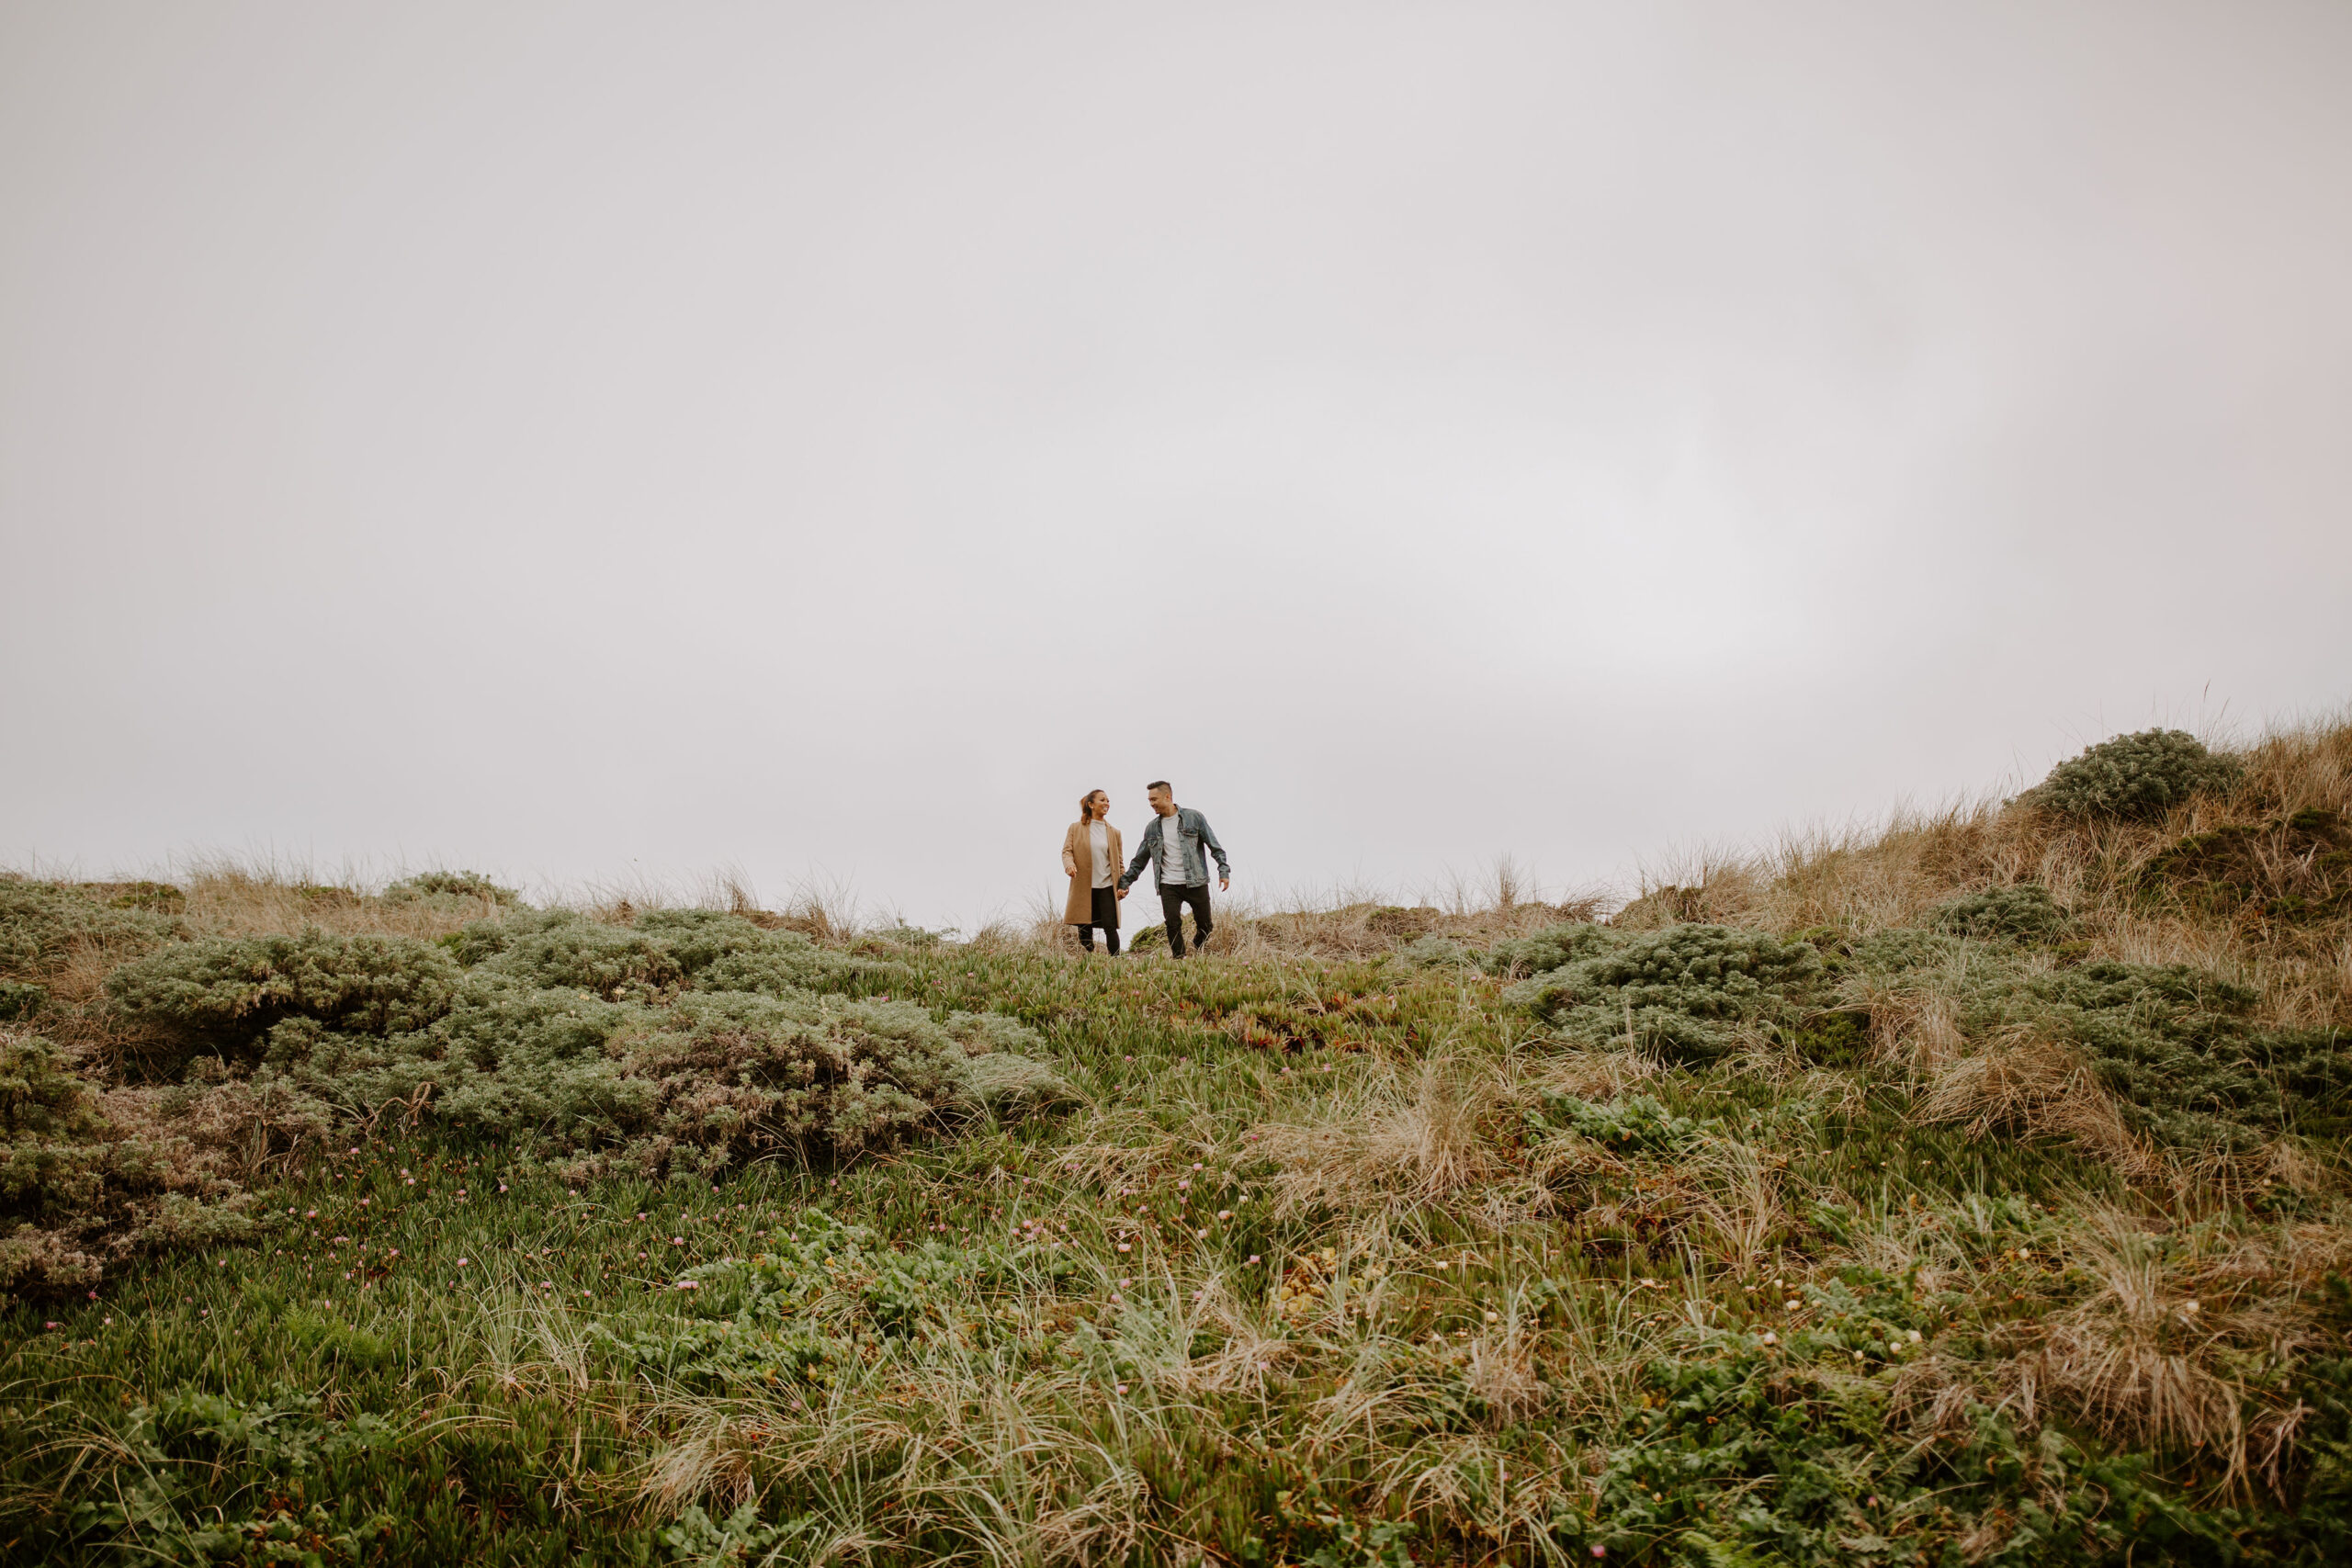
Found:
[4,2,2348,929]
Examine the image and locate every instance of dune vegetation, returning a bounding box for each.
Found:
[4,717,2350,1566]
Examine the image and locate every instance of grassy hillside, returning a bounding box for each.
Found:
[3,719,2349,1567]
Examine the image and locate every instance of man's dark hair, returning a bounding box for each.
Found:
[1147,780,1172,795]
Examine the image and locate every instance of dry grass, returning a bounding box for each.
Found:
[1983,1206,2349,1499]
[178,864,503,942]
[1912,1032,2162,1181]
[1683,1139,1787,1273]
[1254,1055,1513,1220]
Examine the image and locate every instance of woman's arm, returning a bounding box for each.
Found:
[1062,823,1079,877]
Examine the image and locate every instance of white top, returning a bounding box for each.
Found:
[1156,811,1187,883]
[1088,820,1112,888]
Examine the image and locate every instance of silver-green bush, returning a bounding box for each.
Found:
[105,931,462,1049]
[1,877,181,981]
[1506,923,1826,1064]
[2026,728,2241,819]
[383,870,520,905]
[0,1031,284,1298]
[1930,882,2072,942]
[472,912,686,1001]
[1481,921,1619,979]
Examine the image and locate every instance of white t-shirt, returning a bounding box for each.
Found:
[1088,820,1113,888]
[1156,811,1189,883]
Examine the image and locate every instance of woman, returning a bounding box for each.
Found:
[1061,788,1124,955]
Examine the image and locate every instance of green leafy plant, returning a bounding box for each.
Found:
[661,1500,813,1566]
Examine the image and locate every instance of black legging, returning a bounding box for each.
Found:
[1075,885,1121,955]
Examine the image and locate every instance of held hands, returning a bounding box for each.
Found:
[1116,886,1129,900]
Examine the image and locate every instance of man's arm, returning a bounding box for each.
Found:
[1117,822,1156,890]
[1194,811,1231,887]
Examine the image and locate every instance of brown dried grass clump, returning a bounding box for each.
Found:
[1254,1055,1512,1218]
[1990,1207,2352,1497]
[1911,1032,2163,1182]
[176,860,502,942]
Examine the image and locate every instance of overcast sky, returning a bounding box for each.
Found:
[4,2,2348,928]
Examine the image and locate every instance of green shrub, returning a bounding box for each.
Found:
[261,973,637,1129]
[1544,1269,2226,1565]
[662,916,893,996]
[1847,927,1973,975]
[2,1032,107,1128]
[868,921,948,949]
[1506,924,1826,1064]
[1784,1006,1872,1065]
[251,977,1057,1173]
[105,931,461,1049]
[1,1032,283,1298]
[2027,728,2242,819]
[447,908,889,1000]
[96,880,187,914]
[1933,954,2352,1152]
[383,870,520,905]
[1931,882,2073,942]
[0,1032,114,1228]
[2145,809,2352,926]
[629,909,776,973]
[1365,906,1438,939]
[601,992,989,1167]
[1395,934,1471,968]
[0,978,46,1021]
[0,877,181,981]
[1523,1091,1708,1153]
[474,912,685,1000]
[1482,921,1618,978]
[2038,964,2348,1151]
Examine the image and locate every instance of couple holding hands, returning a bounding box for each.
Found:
[1060,780,1230,958]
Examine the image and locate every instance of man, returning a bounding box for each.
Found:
[1116,781,1230,957]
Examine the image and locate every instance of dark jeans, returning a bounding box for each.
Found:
[1159,883,1213,956]
[1074,886,1120,955]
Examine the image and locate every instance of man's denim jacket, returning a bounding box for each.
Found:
[1119,807,1230,891]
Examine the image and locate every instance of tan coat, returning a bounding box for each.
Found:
[1062,819,1124,926]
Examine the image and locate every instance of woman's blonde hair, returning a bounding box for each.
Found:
[1079,789,1108,822]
